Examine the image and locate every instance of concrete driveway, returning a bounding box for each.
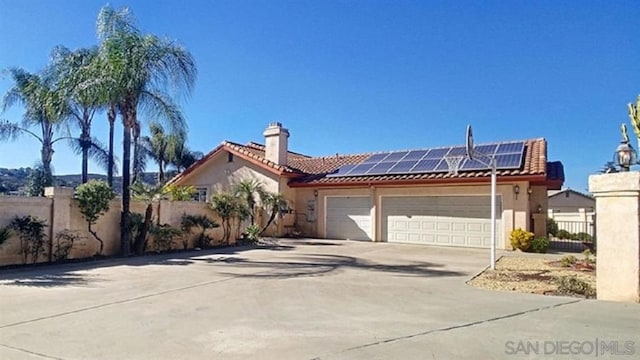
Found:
[0,239,638,360]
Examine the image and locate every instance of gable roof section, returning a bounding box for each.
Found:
[548,188,593,200]
[169,138,563,189]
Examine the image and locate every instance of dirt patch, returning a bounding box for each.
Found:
[468,256,595,297]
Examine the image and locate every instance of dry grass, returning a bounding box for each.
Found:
[467,256,595,297]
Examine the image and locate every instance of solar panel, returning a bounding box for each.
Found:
[388,160,419,173]
[362,153,389,164]
[403,150,429,161]
[496,142,525,154]
[384,151,409,162]
[367,162,396,174]
[495,153,523,168]
[326,164,356,177]
[424,148,450,159]
[326,140,527,177]
[412,159,441,172]
[346,163,376,176]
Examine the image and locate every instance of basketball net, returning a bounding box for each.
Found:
[445,155,464,175]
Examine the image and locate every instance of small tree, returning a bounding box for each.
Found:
[8,215,48,264]
[259,192,288,235]
[166,184,196,201]
[209,192,238,244]
[76,180,115,255]
[233,179,264,225]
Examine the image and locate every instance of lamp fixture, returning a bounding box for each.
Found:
[513,185,520,199]
[527,186,533,199]
[537,204,543,214]
[313,190,318,197]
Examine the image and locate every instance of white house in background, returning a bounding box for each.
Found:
[168,123,565,249]
[547,188,595,235]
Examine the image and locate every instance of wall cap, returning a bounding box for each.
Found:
[589,172,640,195]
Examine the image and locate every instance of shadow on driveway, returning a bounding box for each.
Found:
[198,254,463,279]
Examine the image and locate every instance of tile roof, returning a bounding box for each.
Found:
[169,138,563,189]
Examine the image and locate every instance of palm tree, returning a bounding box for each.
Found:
[259,192,288,235]
[0,68,68,193]
[131,181,168,255]
[97,5,196,256]
[142,121,185,183]
[51,46,113,183]
[233,179,265,226]
[172,146,203,172]
[209,192,238,244]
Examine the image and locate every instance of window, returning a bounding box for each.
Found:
[192,187,208,202]
[227,153,234,162]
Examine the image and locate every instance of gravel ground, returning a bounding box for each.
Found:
[467,256,595,296]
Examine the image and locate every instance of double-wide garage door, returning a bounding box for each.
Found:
[382,196,502,248]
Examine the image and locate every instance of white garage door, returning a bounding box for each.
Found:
[326,196,372,241]
[382,196,502,248]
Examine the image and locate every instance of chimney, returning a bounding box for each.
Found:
[263,122,289,165]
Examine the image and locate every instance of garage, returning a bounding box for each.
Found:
[325,196,372,241]
[382,195,502,248]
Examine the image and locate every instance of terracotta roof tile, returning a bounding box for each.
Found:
[169,138,563,188]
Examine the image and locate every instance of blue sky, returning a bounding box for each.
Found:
[0,0,638,191]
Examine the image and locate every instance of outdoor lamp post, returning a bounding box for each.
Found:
[615,140,636,172]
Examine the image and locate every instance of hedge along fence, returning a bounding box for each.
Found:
[0,187,231,267]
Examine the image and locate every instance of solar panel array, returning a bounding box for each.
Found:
[326,141,526,178]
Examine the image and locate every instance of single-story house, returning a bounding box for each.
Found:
[168,123,564,249]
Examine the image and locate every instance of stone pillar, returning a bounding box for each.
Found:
[44,187,74,262]
[531,213,547,239]
[589,172,640,303]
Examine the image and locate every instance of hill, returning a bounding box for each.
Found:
[0,168,162,195]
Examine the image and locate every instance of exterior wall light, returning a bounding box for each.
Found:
[313,190,318,197]
[537,204,543,214]
[513,185,520,199]
[527,186,533,199]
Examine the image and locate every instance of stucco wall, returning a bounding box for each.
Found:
[0,189,234,267]
[176,150,280,196]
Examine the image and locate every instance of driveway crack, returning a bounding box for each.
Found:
[0,343,67,359]
[314,299,582,359]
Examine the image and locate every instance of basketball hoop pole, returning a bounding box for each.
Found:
[466,124,497,270]
[490,159,496,270]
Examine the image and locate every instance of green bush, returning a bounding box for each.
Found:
[546,218,558,237]
[582,249,596,264]
[555,275,595,298]
[560,255,578,267]
[571,232,593,242]
[53,230,81,261]
[9,215,48,264]
[529,237,549,253]
[556,229,572,239]
[149,225,182,252]
[509,228,534,251]
[75,180,115,255]
[245,224,261,243]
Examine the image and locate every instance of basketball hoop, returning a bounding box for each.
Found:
[445,155,464,175]
[466,124,474,160]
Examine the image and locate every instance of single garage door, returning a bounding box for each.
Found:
[382,196,502,248]
[326,196,372,241]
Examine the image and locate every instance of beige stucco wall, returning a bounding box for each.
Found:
[0,196,53,265]
[589,172,640,302]
[176,150,280,196]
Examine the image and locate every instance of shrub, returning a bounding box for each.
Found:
[529,237,549,253]
[560,255,578,267]
[53,230,82,261]
[571,232,593,242]
[582,249,596,264]
[556,229,572,239]
[245,224,261,244]
[0,226,11,247]
[149,225,182,252]
[546,218,558,237]
[180,214,219,249]
[8,215,48,264]
[509,228,534,251]
[166,184,196,201]
[555,275,596,298]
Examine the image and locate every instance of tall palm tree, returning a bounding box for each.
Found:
[97,5,196,256]
[233,179,265,226]
[142,121,185,183]
[0,68,68,193]
[50,46,113,183]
